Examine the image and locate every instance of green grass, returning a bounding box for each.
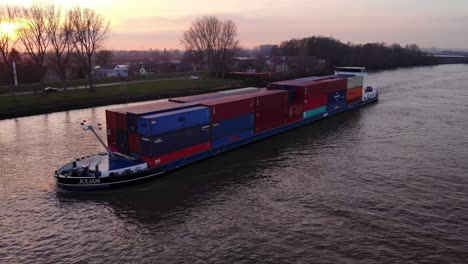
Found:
[0,78,242,114]
[0,71,207,94]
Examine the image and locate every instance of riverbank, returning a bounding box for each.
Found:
[0,79,243,120]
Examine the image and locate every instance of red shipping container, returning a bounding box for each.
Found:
[252,90,288,111]
[105,110,117,130]
[288,115,302,123]
[255,119,287,133]
[255,104,288,127]
[115,112,127,130]
[199,94,255,122]
[303,94,327,110]
[141,142,211,167]
[109,146,118,152]
[289,103,304,118]
[293,78,347,98]
[107,128,117,149]
[128,132,141,153]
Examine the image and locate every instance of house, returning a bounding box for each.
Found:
[92,65,129,78]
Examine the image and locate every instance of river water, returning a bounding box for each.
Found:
[1,64,468,263]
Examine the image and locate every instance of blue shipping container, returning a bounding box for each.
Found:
[326,100,346,111]
[327,89,346,103]
[140,124,211,157]
[129,152,140,159]
[138,106,211,137]
[116,130,129,154]
[270,85,296,104]
[127,104,196,133]
[212,113,254,139]
[212,129,254,148]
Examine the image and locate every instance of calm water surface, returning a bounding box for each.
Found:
[1,64,468,263]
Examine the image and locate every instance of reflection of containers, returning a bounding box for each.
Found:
[138,106,211,137]
[346,87,363,104]
[140,124,211,157]
[141,142,211,167]
[199,95,255,122]
[303,106,326,119]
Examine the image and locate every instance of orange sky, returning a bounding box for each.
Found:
[4,0,468,50]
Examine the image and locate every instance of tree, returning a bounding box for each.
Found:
[181,16,239,78]
[47,3,73,89]
[16,2,52,94]
[95,49,113,66]
[68,6,109,92]
[0,5,17,94]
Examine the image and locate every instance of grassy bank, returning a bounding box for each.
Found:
[0,71,206,95]
[0,78,243,119]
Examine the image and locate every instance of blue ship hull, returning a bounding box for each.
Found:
[56,97,378,191]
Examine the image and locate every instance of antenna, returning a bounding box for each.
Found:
[81,120,116,159]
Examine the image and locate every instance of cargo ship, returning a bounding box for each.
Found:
[55,67,378,191]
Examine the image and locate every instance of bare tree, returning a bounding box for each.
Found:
[47,3,73,91]
[16,2,52,94]
[68,6,109,92]
[0,5,18,94]
[181,16,239,78]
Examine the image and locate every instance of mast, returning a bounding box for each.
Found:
[81,121,116,159]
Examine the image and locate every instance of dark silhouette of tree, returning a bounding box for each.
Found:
[95,50,113,66]
[16,2,53,94]
[68,6,109,92]
[181,16,239,78]
[0,5,18,94]
[272,36,436,71]
[47,3,73,91]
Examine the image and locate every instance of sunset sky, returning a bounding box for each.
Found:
[4,0,468,50]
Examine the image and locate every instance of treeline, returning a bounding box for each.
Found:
[270,36,437,70]
[0,2,109,94]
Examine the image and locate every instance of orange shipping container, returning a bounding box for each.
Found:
[346,87,363,102]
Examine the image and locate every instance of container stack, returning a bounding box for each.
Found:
[268,77,347,119]
[345,76,364,104]
[104,74,365,169]
[138,106,212,167]
[198,94,255,147]
[250,90,289,133]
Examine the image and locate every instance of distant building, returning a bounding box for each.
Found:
[92,65,129,78]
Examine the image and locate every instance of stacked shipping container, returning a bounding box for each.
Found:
[104,74,364,169]
[345,76,364,104]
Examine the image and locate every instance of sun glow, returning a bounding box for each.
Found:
[0,21,18,37]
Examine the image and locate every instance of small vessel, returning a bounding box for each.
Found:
[55,67,378,191]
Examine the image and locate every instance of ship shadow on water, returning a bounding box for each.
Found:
[55,108,366,225]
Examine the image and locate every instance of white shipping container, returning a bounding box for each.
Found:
[347,76,364,89]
